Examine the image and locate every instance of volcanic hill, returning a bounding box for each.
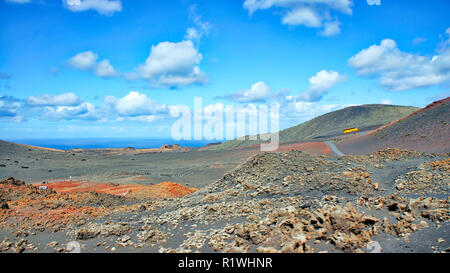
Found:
[337,97,450,154]
[207,104,419,150]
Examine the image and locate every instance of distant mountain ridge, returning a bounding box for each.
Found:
[208,104,419,150]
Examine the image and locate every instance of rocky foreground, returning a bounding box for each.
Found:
[0,148,449,253]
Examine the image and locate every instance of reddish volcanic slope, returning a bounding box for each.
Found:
[338,97,450,155]
[35,181,198,199]
[276,142,334,156]
[242,141,334,156]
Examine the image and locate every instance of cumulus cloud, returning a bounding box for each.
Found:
[23,93,100,121]
[0,95,21,118]
[282,100,348,120]
[118,115,162,123]
[282,6,321,27]
[137,40,207,88]
[271,88,292,102]
[219,72,345,104]
[348,32,450,91]
[62,0,122,15]
[243,0,352,36]
[66,8,209,86]
[68,51,118,78]
[223,81,271,103]
[1,89,355,129]
[94,59,117,78]
[269,92,352,125]
[5,0,30,4]
[0,91,173,123]
[104,91,167,117]
[320,20,341,37]
[68,51,98,70]
[27,93,82,106]
[366,0,381,6]
[299,70,347,102]
[244,0,352,15]
[438,27,450,52]
[41,102,98,121]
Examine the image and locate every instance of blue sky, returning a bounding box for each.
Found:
[0,0,449,140]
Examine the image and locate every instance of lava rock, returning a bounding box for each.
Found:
[0,200,9,210]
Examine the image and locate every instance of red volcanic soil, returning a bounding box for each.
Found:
[338,97,450,155]
[407,97,449,117]
[276,142,334,156]
[129,182,198,199]
[2,177,198,231]
[243,142,334,156]
[35,180,198,199]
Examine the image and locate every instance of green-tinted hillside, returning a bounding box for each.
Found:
[338,98,450,154]
[208,104,419,150]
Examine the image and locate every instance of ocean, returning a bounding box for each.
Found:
[5,138,215,150]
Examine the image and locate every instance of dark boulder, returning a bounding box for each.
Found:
[0,199,9,210]
[0,177,25,186]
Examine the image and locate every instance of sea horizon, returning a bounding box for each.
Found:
[2,137,218,150]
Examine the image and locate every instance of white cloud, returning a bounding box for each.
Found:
[272,88,292,102]
[94,59,117,78]
[0,96,21,118]
[120,115,162,123]
[1,94,99,121]
[68,51,118,78]
[438,27,450,52]
[41,102,98,121]
[184,5,211,43]
[5,0,30,4]
[223,81,271,103]
[185,28,201,42]
[267,89,354,127]
[68,51,98,70]
[282,6,321,27]
[219,71,345,104]
[299,70,347,102]
[381,99,392,105]
[30,92,167,122]
[27,93,82,106]
[104,91,167,117]
[198,103,262,138]
[286,101,346,119]
[243,0,352,35]
[272,95,352,125]
[348,33,450,91]
[1,92,172,123]
[137,40,207,88]
[62,0,122,15]
[348,39,398,74]
[320,20,341,37]
[244,0,352,15]
[366,0,381,6]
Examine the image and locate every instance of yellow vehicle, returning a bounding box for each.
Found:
[343,127,359,134]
